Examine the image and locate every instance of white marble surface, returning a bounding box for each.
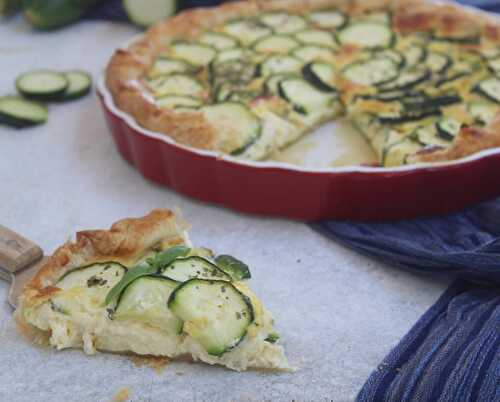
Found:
[0,17,451,402]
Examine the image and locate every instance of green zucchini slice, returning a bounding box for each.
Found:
[213,48,253,64]
[156,95,202,109]
[223,19,272,45]
[487,55,500,77]
[436,117,461,141]
[61,70,92,100]
[425,52,452,74]
[403,44,427,68]
[123,0,177,28]
[0,96,48,128]
[114,276,182,334]
[294,29,336,48]
[148,57,196,78]
[378,108,442,125]
[376,49,405,68]
[475,77,500,104]
[199,31,238,50]
[302,62,336,92]
[253,34,299,54]
[168,278,254,356]
[258,12,307,34]
[414,126,450,147]
[16,70,68,101]
[468,101,498,126]
[342,58,398,86]
[307,10,347,30]
[265,73,298,95]
[147,74,205,98]
[56,262,126,290]
[291,45,335,62]
[278,77,337,115]
[377,67,430,92]
[259,55,302,77]
[200,102,261,155]
[337,22,394,49]
[160,256,232,282]
[211,59,257,85]
[214,255,251,281]
[170,42,216,66]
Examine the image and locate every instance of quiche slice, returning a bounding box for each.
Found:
[105,0,500,167]
[15,210,289,372]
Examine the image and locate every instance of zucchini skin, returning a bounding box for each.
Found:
[302,62,336,93]
[23,0,102,30]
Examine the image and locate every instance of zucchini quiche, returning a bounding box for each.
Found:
[15,210,289,372]
[106,0,500,167]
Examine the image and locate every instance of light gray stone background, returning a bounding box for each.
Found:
[0,17,451,402]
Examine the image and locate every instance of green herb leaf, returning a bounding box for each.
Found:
[214,254,251,280]
[264,332,280,344]
[104,245,190,306]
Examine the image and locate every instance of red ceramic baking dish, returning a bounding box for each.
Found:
[97,72,500,221]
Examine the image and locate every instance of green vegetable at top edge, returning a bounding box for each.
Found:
[215,254,251,280]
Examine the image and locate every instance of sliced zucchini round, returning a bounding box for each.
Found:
[168,278,254,356]
[425,52,451,74]
[342,58,398,87]
[148,57,196,78]
[265,73,298,95]
[403,44,427,68]
[487,55,500,77]
[123,0,177,28]
[337,22,394,49]
[0,96,48,128]
[258,12,307,34]
[378,67,430,92]
[475,77,500,104]
[156,95,202,110]
[307,10,347,30]
[170,42,216,66]
[359,10,391,25]
[214,255,251,281]
[199,31,238,50]
[468,101,498,126]
[302,62,336,92]
[201,102,261,155]
[259,55,302,77]
[375,49,405,68]
[436,117,461,141]
[211,59,257,85]
[291,45,335,62]
[223,19,272,45]
[114,276,183,334]
[16,70,68,101]
[253,34,299,54]
[278,77,337,115]
[294,29,336,48]
[378,109,442,125]
[160,256,232,282]
[414,126,450,147]
[213,48,254,64]
[61,70,92,101]
[57,262,126,290]
[147,74,205,98]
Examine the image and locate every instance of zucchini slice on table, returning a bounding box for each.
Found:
[199,31,238,50]
[200,102,261,155]
[258,12,307,34]
[253,34,299,54]
[123,0,178,28]
[278,77,337,115]
[169,42,216,66]
[307,9,347,30]
[292,45,335,62]
[57,262,126,290]
[436,117,461,141]
[168,278,254,356]
[148,57,196,78]
[475,77,500,104]
[342,58,398,87]
[259,55,302,77]
[114,276,182,334]
[294,29,337,48]
[222,19,272,45]
[146,74,205,98]
[61,70,92,100]
[156,95,202,110]
[0,96,48,128]
[337,22,394,49]
[302,62,336,92]
[160,256,232,282]
[16,70,68,101]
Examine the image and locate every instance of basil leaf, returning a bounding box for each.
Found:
[104,245,190,306]
[214,254,251,280]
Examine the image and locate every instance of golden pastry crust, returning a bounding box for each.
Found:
[17,209,187,313]
[105,0,500,164]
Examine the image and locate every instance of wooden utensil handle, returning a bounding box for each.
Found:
[0,225,43,274]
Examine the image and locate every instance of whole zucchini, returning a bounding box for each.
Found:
[23,0,102,30]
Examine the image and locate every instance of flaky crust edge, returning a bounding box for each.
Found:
[105,0,500,164]
[15,209,188,339]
